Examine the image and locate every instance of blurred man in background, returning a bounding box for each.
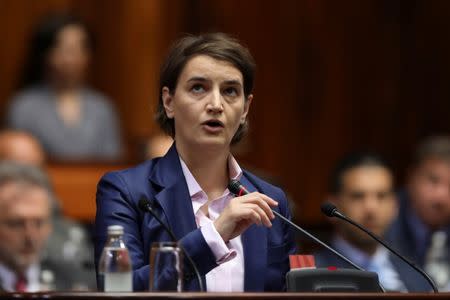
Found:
[387,136,450,291]
[0,162,65,291]
[315,153,430,292]
[0,129,96,290]
[0,130,45,167]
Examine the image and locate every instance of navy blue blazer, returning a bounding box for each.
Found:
[94,144,296,291]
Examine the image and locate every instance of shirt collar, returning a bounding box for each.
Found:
[179,155,243,198]
[333,235,387,269]
[0,263,40,292]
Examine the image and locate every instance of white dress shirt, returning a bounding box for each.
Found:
[0,263,41,292]
[333,236,407,292]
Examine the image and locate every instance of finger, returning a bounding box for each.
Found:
[243,208,262,226]
[260,194,278,207]
[231,193,275,219]
[243,195,275,220]
[244,203,272,227]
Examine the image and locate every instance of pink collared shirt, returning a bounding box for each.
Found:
[179,156,245,292]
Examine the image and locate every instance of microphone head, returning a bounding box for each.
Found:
[321,202,338,217]
[138,197,151,212]
[228,179,242,195]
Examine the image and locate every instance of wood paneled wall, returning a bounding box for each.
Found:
[0,0,449,224]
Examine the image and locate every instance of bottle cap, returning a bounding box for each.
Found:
[107,225,124,235]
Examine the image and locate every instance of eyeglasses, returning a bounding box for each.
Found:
[0,218,50,232]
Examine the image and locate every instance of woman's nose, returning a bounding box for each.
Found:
[206,89,223,113]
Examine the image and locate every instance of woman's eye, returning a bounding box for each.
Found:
[223,87,238,97]
[191,84,205,93]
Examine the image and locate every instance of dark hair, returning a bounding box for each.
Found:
[19,13,93,87]
[156,32,256,145]
[329,152,392,194]
[412,135,450,166]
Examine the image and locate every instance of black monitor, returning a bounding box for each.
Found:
[286,268,383,292]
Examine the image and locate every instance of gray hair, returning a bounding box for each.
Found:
[0,161,56,212]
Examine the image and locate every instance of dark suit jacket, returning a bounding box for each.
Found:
[314,241,431,292]
[385,191,449,292]
[41,217,96,290]
[94,144,296,291]
[0,260,84,292]
[40,259,95,291]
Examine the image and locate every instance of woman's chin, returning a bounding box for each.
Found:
[194,137,231,150]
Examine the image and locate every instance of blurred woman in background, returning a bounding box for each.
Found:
[7,14,122,161]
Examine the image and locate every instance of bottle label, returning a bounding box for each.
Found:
[104,272,132,292]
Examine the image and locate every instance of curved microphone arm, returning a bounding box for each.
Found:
[227,181,373,274]
[321,202,439,293]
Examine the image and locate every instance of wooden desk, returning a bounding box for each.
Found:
[0,292,448,300]
[46,163,132,222]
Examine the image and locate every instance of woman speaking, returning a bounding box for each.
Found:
[94,33,296,291]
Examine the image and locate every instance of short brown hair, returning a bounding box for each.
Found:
[413,135,450,165]
[155,32,256,145]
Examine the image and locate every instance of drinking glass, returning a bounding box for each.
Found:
[149,242,183,291]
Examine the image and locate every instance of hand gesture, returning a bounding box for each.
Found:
[214,192,278,242]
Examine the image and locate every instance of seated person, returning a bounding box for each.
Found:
[314,152,430,292]
[0,162,95,291]
[0,130,96,290]
[7,14,122,161]
[0,130,45,167]
[386,136,450,291]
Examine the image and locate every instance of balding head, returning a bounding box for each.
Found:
[0,130,45,167]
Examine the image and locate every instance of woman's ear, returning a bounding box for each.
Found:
[162,87,174,119]
[241,94,253,124]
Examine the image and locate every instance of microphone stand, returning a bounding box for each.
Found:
[228,179,385,292]
[322,203,439,293]
[139,198,205,292]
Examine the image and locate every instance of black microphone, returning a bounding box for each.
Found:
[138,197,204,292]
[227,180,369,273]
[321,202,439,293]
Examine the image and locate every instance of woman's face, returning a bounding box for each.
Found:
[162,55,252,151]
[47,24,90,87]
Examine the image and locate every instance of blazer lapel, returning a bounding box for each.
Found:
[240,175,267,291]
[148,149,269,291]
[148,144,197,240]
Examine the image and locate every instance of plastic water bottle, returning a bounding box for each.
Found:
[98,225,133,292]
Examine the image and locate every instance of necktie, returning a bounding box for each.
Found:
[14,273,27,292]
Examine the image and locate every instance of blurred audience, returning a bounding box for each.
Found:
[0,130,45,166]
[145,133,173,159]
[386,136,450,291]
[314,153,429,292]
[0,129,96,290]
[0,162,94,291]
[7,14,122,161]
